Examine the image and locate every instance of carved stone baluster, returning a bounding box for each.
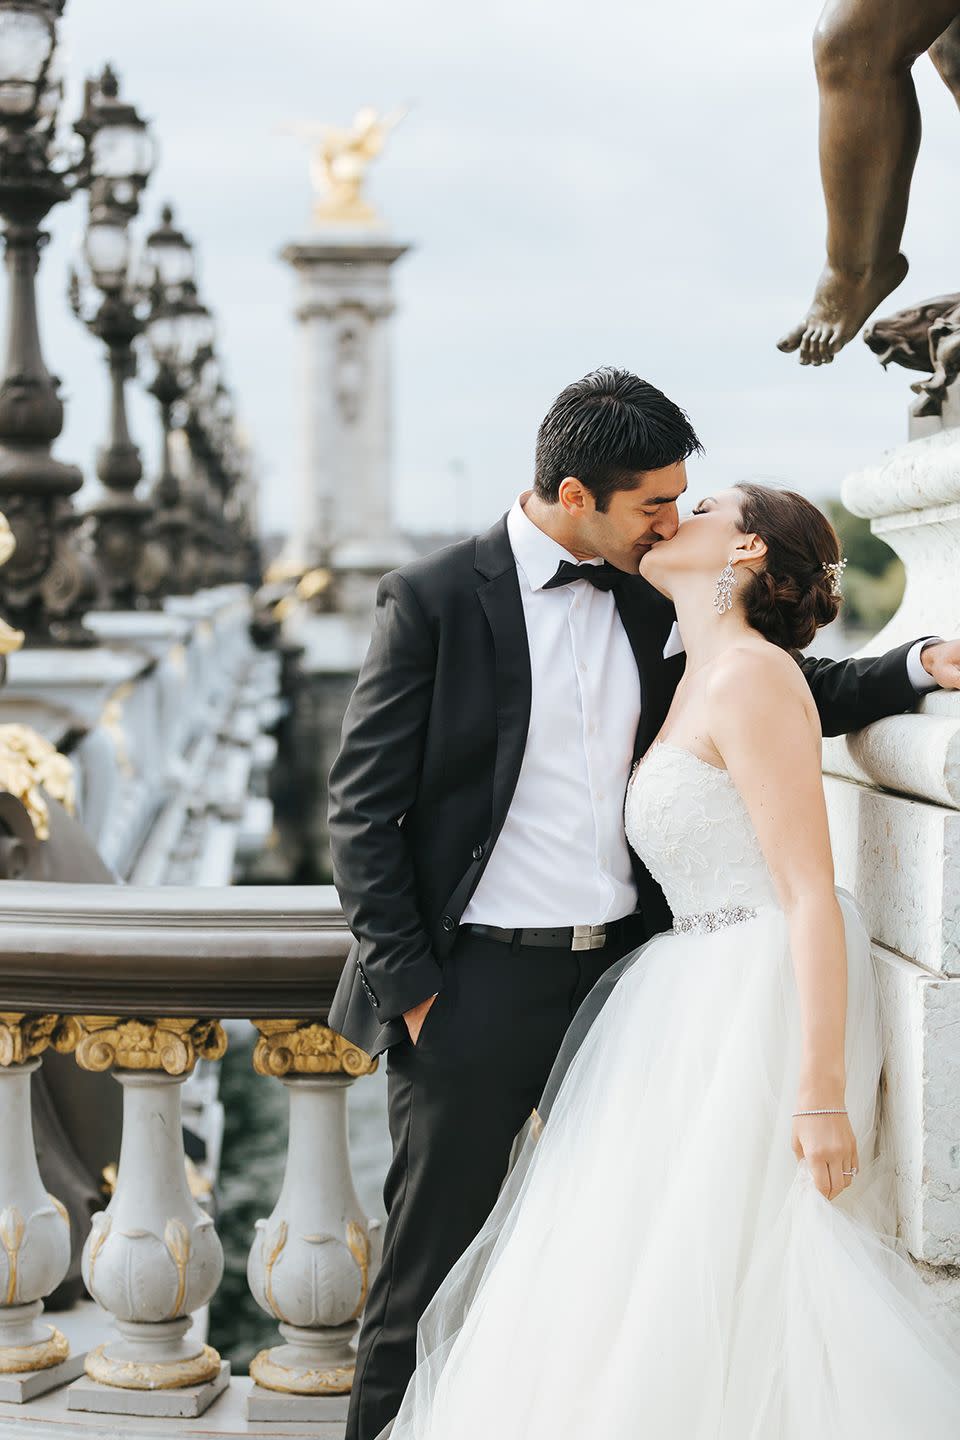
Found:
[246,1019,377,1422]
[0,1011,84,1401]
[66,1016,230,1419]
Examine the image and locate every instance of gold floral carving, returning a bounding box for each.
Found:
[346,1220,370,1321]
[73,1016,227,1076]
[0,725,75,840]
[84,1341,221,1390]
[0,1012,80,1067]
[251,1020,377,1078]
[248,1349,355,1396]
[0,1325,69,1374]
[164,1218,190,1318]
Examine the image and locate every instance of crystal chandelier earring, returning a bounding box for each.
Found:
[713,558,736,615]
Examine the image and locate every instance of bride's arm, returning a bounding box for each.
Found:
[707,646,859,1202]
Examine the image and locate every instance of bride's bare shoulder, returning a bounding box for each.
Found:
[705,642,817,713]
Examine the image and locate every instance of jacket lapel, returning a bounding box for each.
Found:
[475,514,532,851]
[614,578,678,760]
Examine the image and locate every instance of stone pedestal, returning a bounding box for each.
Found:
[281,233,415,574]
[822,424,960,1308]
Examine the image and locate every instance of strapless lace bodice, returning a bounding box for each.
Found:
[624,742,779,919]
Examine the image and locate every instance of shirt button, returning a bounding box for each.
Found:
[579,661,588,673]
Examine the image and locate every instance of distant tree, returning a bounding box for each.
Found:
[826,501,905,630]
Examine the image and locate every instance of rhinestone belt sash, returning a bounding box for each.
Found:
[673,903,758,936]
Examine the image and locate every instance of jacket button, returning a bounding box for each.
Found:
[441,915,456,932]
[472,843,484,861]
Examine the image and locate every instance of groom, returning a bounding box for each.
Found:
[328,366,958,1440]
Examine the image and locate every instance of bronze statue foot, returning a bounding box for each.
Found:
[777,252,910,364]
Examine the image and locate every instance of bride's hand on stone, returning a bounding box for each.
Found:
[791,1112,859,1201]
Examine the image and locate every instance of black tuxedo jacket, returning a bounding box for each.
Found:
[327,511,920,1058]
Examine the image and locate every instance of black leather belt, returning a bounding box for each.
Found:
[461,919,629,952]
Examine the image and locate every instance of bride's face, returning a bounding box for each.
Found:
[639,488,761,600]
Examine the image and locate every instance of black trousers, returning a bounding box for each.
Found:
[346,921,645,1440]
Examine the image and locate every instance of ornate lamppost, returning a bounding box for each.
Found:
[0,0,99,644]
[142,205,214,596]
[68,64,157,608]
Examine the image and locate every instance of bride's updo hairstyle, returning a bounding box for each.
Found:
[734,483,842,652]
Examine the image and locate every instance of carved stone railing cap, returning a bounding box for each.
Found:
[842,429,960,520]
[0,882,350,1018]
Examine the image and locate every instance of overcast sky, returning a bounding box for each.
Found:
[35,0,960,541]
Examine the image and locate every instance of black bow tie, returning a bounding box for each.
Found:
[542,559,623,592]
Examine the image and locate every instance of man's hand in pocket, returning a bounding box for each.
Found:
[403,993,439,1045]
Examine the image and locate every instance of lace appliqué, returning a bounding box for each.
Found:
[624,743,778,919]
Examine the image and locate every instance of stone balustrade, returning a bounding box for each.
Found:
[822,423,960,1301]
[0,586,279,886]
[0,883,376,1436]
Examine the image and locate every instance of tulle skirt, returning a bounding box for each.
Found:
[386,891,960,1439]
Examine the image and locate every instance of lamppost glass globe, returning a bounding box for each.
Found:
[145,309,181,367]
[84,213,129,293]
[91,119,155,189]
[0,3,56,120]
[145,204,195,294]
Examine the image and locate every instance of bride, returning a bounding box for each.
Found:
[381,481,960,1438]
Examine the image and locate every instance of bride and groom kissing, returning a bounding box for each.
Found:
[328,367,960,1439]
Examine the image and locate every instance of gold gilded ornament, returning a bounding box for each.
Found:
[164,1218,190,1318]
[0,1206,24,1305]
[84,1341,221,1391]
[0,1012,79,1067]
[281,106,406,229]
[0,512,24,658]
[262,1220,288,1322]
[73,1016,227,1076]
[346,1221,370,1321]
[251,1020,377,1078]
[0,726,76,840]
[100,683,135,780]
[248,1349,355,1396]
[0,1325,69,1374]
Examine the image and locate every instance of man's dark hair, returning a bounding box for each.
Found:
[534,366,703,512]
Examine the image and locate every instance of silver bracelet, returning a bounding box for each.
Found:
[793,1107,847,1116]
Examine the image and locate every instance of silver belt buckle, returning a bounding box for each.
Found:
[571,923,607,951]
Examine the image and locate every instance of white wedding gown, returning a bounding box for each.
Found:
[386,741,960,1438]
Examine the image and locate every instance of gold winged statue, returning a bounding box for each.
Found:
[281,106,408,229]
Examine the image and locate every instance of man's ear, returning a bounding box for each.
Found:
[557,476,588,516]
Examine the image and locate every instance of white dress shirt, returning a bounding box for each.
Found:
[462,496,643,927]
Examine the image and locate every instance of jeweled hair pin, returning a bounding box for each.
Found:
[822,558,847,598]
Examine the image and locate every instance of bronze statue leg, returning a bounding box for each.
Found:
[929,14,960,107]
[778,0,960,366]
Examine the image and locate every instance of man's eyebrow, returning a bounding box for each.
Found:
[696,495,716,506]
[646,483,689,504]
